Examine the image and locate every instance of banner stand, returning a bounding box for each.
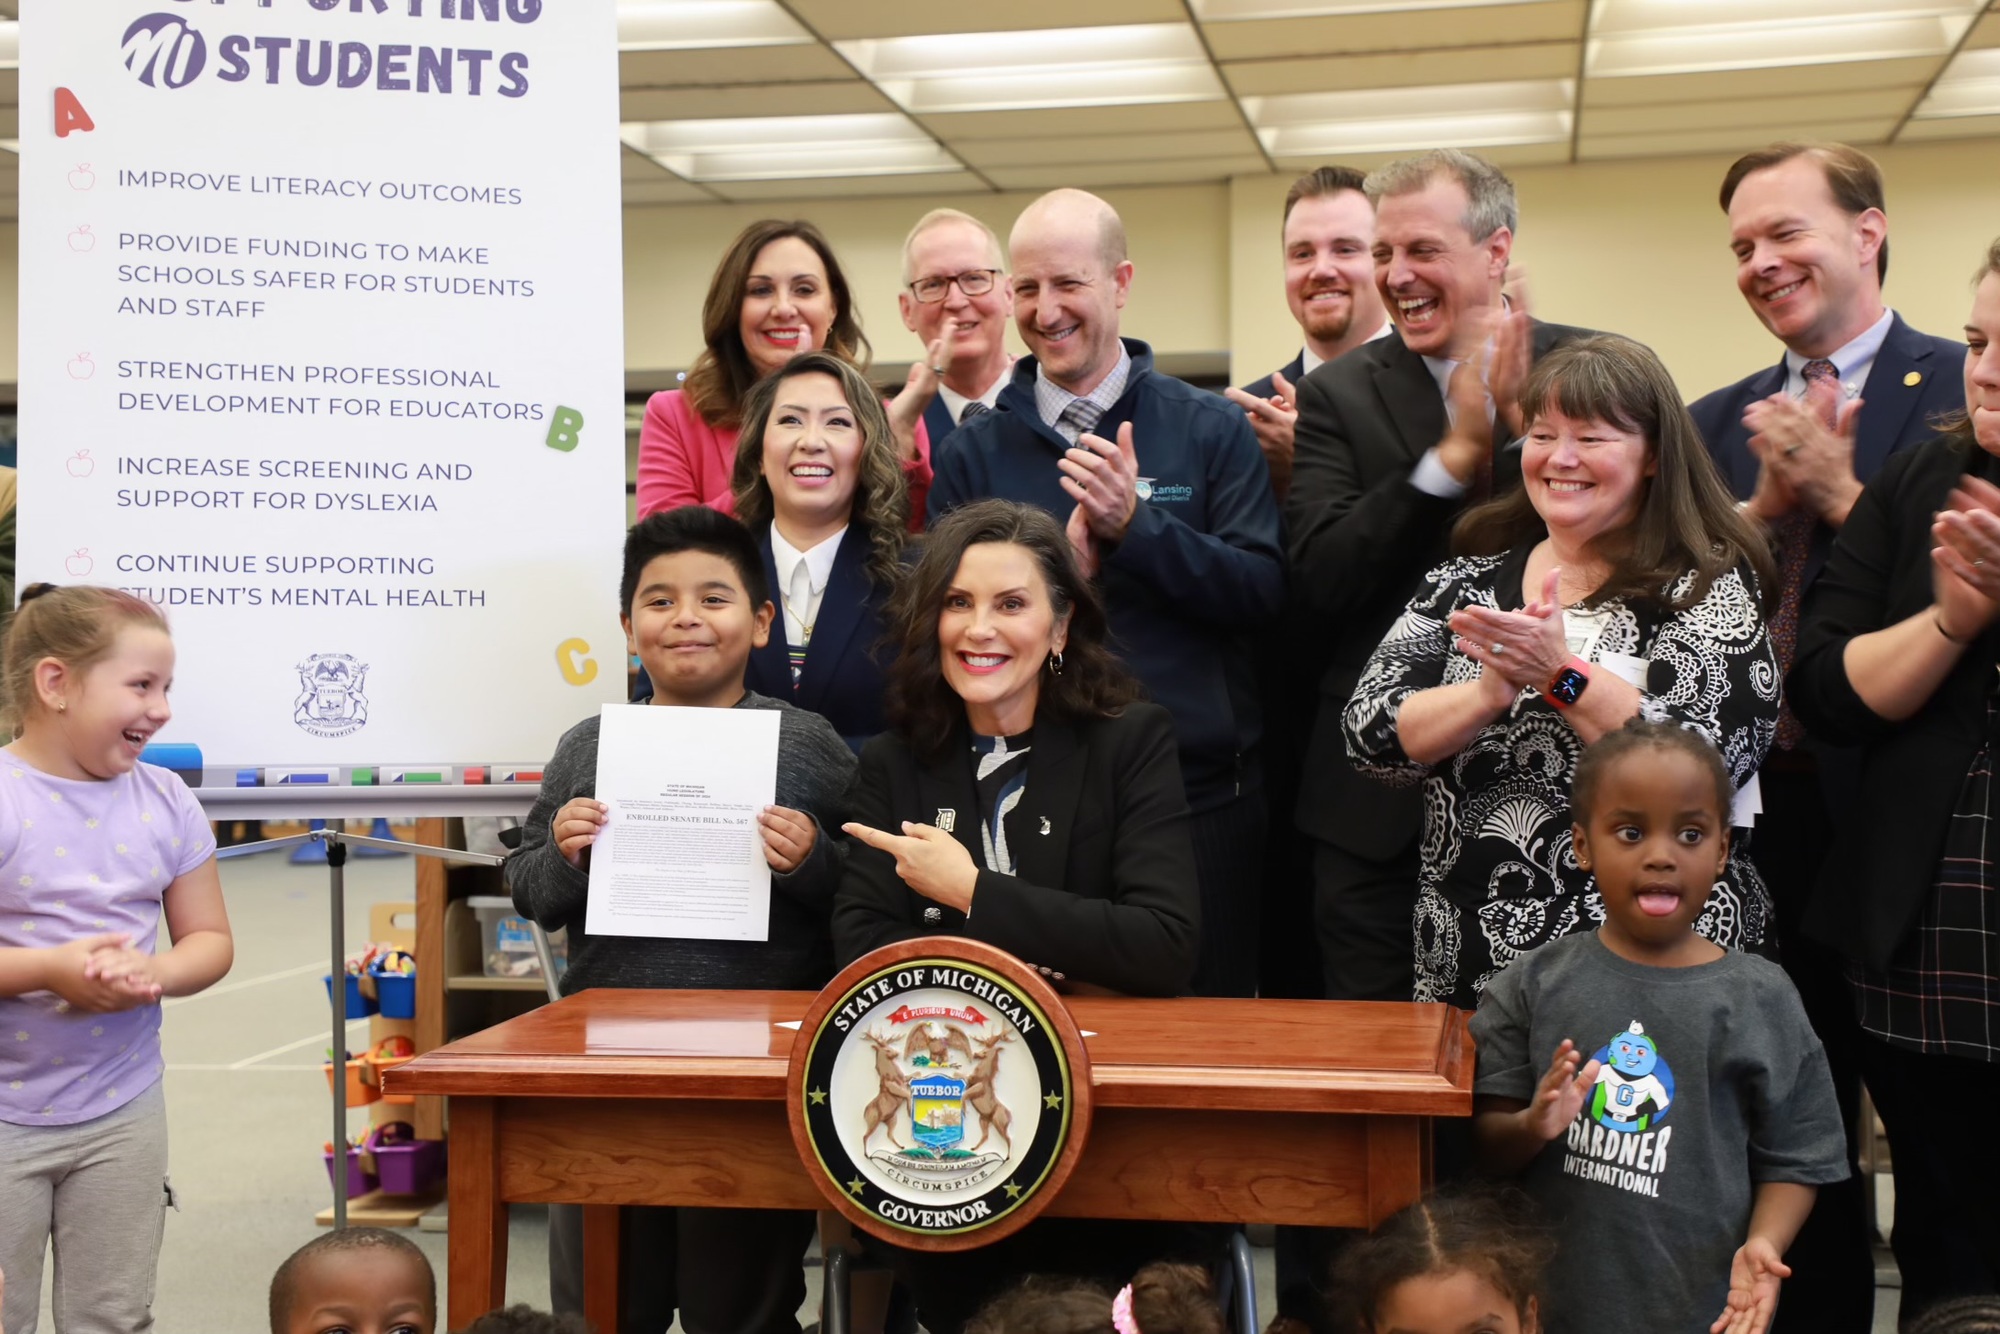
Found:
[217,827,505,1229]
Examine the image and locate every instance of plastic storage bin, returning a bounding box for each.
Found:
[324,1053,379,1106]
[469,895,562,980]
[365,1122,444,1195]
[323,973,378,1017]
[325,1141,377,1196]
[369,961,416,1019]
[364,1035,417,1106]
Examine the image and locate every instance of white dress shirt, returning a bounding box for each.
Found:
[1783,307,1894,404]
[771,524,846,649]
[938,361,1012,425]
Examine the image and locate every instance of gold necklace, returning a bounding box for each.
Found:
[781,594,815,646]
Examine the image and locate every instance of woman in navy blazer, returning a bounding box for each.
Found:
[731,350,909,752]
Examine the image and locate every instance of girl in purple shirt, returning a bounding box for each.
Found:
[0,585,233,1334]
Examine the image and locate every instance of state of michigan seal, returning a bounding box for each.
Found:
[788,939,1090,1250]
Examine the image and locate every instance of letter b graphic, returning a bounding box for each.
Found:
[546,406,584,453]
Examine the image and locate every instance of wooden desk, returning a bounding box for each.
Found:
[389,989,1473,1330]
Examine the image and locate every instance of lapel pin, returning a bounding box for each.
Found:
[1905,371,1922,386]
[1039,816,1052,835]
[935,808,956,833]
[923,906,943,924]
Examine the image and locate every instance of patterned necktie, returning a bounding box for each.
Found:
[958,399,990,425]
[1768,358,1841,750]
[1057,399,1103,445]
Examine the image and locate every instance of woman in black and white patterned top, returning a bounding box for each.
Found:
[1342,335,1779,1009]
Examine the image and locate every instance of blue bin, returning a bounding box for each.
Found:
[324,973,378,1017]
[369,966,416,1019]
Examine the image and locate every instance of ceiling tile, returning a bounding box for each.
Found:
[1200,2,1587,58]
[919,102,1248,142]
[1580,58,1941,105]
[709,170,990,201]
[1269,139,1574,173]
[623,179,723,206]
[787,0,1185,39]
[982,155,1270,190]
[1585,0,1980,79]
[619,45,855,87]
[1578,119,1899,160]
[621,82,893,121]
[956,128,1263,168]
[1583,88,1920,136]
[1968,9,2000,47]
[1222,44,1578,96]
[1899,111,2000,138]
[621,145,678,180]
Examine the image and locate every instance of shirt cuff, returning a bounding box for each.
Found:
[1410,448,1469,499]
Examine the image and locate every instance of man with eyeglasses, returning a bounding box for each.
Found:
[897,209,1016,449]
[927,188,1285,999]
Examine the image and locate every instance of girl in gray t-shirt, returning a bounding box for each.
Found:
[1471,722,1846,1334]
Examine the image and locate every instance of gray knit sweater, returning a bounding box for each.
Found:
[507,692,858,994]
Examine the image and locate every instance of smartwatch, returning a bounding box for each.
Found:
[1546,658,1591,709]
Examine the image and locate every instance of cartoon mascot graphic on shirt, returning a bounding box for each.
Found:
[1589,1020,1675,1134]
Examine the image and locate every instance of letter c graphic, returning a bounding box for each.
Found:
[556,638,598,686]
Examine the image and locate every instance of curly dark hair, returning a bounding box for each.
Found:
[884,500,1137,760]
[1330,1189,1555,1334]
[1452,334,1775,613]
[1910,1297,2000,1334]
[682,218,871,429]
[731,349,908,589]
[452,1306,593,1334]
[964,1262,1225,1334]
[1571,718,1733,827]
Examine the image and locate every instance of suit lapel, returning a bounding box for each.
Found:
[1854,315,1938,482]
[1009,717,1082,889]
[923,396,956,450]
[1371,337,1447,461]
[915,726,982,869]
[748,526,793,694]
[795,532,871,714]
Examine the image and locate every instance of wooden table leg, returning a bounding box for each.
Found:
[583,1205,622,1334]
[448,1097,509,1328]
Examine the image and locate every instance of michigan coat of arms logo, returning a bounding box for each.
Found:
[294,653,370,738]
[789,939,1090,1249]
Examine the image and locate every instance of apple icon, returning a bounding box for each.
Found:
[69,165,95,192]
[67,451,94,478]
[65,549,93,577]
[68,226,95,253]
[67,353,94,381]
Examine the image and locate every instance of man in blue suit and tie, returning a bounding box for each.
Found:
[1690,140,1965,1334]
[898,208,1015,454]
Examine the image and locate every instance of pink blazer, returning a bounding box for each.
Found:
[635,388,932,529]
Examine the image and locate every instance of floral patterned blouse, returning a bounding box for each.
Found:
[1341,544,1778,1009]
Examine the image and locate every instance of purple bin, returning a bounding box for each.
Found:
[366,1124,444,1195]
[324,1143,377,1197]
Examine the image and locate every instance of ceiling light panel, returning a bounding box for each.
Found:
[616,1,812,52]
[836,24,1225,113]
[1246,79,1572,156]
[1586,0,1982,78]
[621,115,959,181]
[1193,0,1529,17]
[1915,47,2000,117]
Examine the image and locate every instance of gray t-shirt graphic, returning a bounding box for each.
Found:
[1472,932,1848,1333]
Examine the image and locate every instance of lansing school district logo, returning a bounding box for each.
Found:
[797,958,1077,1241]
[294,654,370,738]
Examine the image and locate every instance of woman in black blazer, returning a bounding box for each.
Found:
[832,499,1206,1334]
[1789,237,2000,1320]
[834,499,1199,997]
[731,349,907,751]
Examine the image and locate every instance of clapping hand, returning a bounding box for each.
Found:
[1065,505,1100,580]
[1450,567,1570,696]
[1744,382,1862,524]
[1710,1238,1791,1334]
[887,337,947,462]
[41,933,154,1013]
[1060,422,1141,542]
[1222,369,1299,494]
[1932,476,2000,643]
[1523,1039,1601,1143]
[842,820,978,913]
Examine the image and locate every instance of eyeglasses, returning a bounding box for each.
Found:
[907,269,1001,303]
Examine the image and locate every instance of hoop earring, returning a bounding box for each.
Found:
[1048,651,1065,676]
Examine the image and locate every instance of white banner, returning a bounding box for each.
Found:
[16,0,626,780]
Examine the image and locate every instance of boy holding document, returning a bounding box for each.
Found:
[508,505,858,1334]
